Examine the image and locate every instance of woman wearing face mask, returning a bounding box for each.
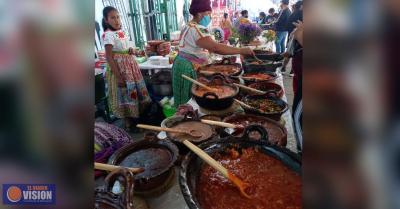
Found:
[172,0,254,107]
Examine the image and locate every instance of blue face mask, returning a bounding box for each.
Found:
[199,15,211,27]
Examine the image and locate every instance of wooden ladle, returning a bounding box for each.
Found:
[137,124,252,198]
[136,124,203,138]
[200,119,244,129]
[252,53,265,64]
[181,75,220,92]
[95,162,144,174]
[234,99,254,110]
[200,119,245,135]
[233,83,266,95]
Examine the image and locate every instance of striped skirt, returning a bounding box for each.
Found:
[106,51,151,118]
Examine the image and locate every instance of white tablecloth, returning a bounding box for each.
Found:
[138,60,173,70]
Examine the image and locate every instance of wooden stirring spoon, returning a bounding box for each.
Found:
[234,99,254,110]
[200,119,245,135]
[181,75,220,92]
[95,162,144,174]
[200,119,243,129]
[136,124,203,138]
[137,124,252,198]
[233,83,266,95]
[181,139,251,198]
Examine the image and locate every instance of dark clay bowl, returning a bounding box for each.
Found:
[244,50,285,62]
[242,61,282,73]
[223,113,287,146]
[248,81,284,98]
[241,94,289,121]
[179,125,301,209]
[108,133,178,194]
[198,63,242,77]
[241,71,278,85]
[191,74,239,110]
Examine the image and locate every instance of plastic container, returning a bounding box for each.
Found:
[162,105,176,118]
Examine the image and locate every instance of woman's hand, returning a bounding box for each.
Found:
[240,47,255,56]
[128,47,136,55]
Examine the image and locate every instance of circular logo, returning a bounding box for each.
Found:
[7,186,22,202]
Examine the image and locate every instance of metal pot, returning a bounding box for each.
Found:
[152,83,172,96]
[150,71,172,96]
[242,61,282,73]
[179,125,301,209]
[191,75,239,110]
[108,132,178,195]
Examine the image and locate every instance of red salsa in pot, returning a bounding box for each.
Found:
[197,147,301,209]
[193,85,236,99]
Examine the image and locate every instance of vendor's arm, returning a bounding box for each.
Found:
[196,36,253,55]
[293,20,303,46]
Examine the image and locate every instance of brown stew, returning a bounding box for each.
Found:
[168,121,213,142]
[193,85,235,99]
[197,147,301,209]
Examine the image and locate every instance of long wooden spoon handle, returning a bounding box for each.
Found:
[95,162,144,174]
[200,119,237,128]
[182,140,228,177]
[181,75,215,91]
[233,83,266,94]
[234,99,253,109]
[136,124,186,134]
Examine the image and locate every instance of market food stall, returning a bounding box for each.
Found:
[95,39,301,208]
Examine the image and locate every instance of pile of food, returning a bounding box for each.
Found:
[196,147,301,209]
[246,99,284,113]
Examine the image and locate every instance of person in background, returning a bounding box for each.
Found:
[291,20,303,151]
[287,1,303,35]
[282,0,303,75]
[172,0,254,107]
[265,8,278,30]
[234,10,250,28]
[274,0,292,54]
[220,13,232,41]
[102,6,151,132]
[258,12,267,28]
[232,11,240,25]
